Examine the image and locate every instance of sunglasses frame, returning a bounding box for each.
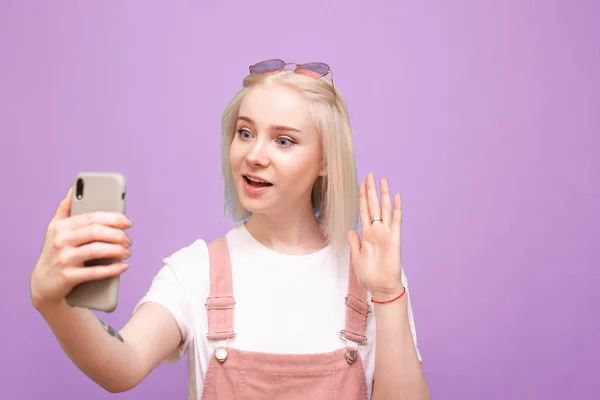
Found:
[249,58,336,91]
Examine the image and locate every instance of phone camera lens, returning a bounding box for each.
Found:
[76,178,84,200]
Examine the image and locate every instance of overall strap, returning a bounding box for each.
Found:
[341,260,371,345]
[205,237,236,341]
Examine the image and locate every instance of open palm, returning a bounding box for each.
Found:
[347,172,404,299]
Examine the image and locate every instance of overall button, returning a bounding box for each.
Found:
[345,348,358,364]
[215,347,228,363]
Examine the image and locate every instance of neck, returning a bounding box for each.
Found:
[244,205,328,255]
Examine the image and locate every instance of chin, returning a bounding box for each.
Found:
[234,185,267,213]
[239,203,272,218]
[237,195,268,212]
[237,193,284,218]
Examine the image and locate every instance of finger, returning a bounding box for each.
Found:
[358,181,370,229]
[392,193,403,233]
[59,224,132,249]
[64,211,133,231]
[380,178,392,227]
[366,172,382,223]
[64,262,129,286]
[347,230,362,260]
[52,188,73,221]
[61,242,131,266]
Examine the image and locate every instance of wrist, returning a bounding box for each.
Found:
[33,295,68,315]
[371,286,406,304]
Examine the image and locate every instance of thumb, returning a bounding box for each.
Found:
[347,230,361,260]
[52,187,73,221]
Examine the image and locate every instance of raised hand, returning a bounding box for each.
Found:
[347,172,404,301]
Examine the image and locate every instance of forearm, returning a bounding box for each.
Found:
[36,299,140,393]
[371,295,430,400]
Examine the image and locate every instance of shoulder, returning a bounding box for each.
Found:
[162,225,244,278]
[162,239,208,276]
[164,238,208,265]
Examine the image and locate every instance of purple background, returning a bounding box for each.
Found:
[1,1,598,399]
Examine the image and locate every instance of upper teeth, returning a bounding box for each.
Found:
[247,176,268,183]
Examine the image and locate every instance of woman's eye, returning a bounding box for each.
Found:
[277,137,295,147]
[237,129,252,139]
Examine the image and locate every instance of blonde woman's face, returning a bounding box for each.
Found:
[229,84,326,215]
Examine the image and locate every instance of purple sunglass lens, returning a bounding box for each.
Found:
[251,59,285,73]
[297,62,329,76]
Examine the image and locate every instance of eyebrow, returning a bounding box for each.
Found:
[237,116,301,133]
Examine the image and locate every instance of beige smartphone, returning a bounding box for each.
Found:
[65,172,127,313]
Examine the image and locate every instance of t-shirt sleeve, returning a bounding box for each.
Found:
[402,270,423,363]
[132,255,195,364]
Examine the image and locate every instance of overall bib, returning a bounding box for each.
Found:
[200,237,372,400]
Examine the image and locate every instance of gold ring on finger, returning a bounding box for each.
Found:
[370,216,383,224]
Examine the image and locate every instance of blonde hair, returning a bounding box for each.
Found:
[221,70,358,252]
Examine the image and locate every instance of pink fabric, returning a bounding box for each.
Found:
[202,237,371,400]
[205,238,236,341]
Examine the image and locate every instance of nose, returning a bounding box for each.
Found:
[245,140,271,168]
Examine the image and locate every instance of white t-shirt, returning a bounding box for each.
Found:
[133,224,422,400]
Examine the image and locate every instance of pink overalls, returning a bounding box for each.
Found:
[200,237,372,400]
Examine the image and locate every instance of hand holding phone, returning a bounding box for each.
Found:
[30,172,131,313]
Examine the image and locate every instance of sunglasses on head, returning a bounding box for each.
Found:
[249,58,335,89]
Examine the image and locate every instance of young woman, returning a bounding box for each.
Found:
[30,59,430,399]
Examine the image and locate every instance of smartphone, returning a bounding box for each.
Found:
[65,172,127,313]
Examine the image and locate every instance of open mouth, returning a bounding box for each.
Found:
[243,175,273,188]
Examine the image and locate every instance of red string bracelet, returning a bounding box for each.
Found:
[371,286,406,304]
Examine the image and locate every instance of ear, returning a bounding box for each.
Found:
[319,162,327,177]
